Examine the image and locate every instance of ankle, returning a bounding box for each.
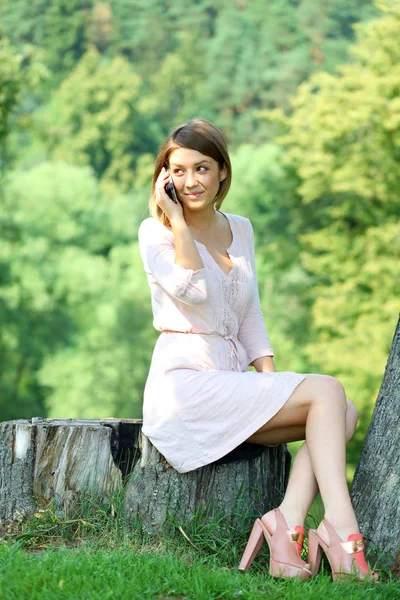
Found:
[277,504,307,530]
[321,512,360,541]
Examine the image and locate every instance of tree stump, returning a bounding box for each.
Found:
[351,316,400,573]
[0,417,291,536]
[0,417,142,524]
[122,434,291,535]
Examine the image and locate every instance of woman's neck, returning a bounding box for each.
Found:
[183,208,219,231]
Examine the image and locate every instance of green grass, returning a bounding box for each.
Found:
[2,541,398,600]
[0,484,398,600]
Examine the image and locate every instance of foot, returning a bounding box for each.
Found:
[261,506,305,535]
[314,517,379,581]
[316,515,360,547]
[259,507,312,579]
[261,507,307,561]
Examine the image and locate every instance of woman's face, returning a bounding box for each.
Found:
[168,147,227,211]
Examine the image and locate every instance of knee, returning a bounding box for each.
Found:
[309,375,347,412]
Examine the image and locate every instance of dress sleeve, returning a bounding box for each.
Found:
[238,218,274,364]
[138,218,208,306]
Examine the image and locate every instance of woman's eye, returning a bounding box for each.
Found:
[172,166,207,174]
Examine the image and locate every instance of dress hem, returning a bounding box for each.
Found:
[146,373,307,474]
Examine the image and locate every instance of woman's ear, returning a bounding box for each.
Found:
[220,163,228,182]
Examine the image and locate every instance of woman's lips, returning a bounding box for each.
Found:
[185,192,203,197]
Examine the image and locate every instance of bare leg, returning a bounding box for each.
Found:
[248,398,358,542]
[245,375,360,542]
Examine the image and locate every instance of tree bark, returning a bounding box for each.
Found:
[122,432,291,535]
[351,316,400,573]
[0,417,142,524]
[0,417,290,536]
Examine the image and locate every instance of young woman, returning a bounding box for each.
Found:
[138,118,378,582]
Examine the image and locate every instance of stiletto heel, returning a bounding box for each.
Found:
[308,530,323,576]
[308,519,379,582]
[238,519,264,571]
[238,508,312,580]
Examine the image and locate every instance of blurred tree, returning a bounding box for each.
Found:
[1,0,379,146]
[0,39,48,171]
[0,0,94,89]
[36,47,161,194]
[38,238,155,419]
[138,31,206,136]
[260,0,400,464]
[88,2,113,53]
[197,0,379,145]
[226,142,311,376]
[0,161,155,421]
[0,39,23,150]
[109,0,216,64]
[267,1,400,222]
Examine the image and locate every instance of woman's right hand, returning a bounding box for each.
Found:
[155,167,184,223]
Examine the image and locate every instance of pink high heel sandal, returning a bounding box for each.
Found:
[238,508,312,580]
[308,518,379,582]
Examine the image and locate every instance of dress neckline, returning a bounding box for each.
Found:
[193,212,235,278]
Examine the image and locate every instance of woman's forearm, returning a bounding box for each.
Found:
[251,356,276,373]
[170,217,205,271]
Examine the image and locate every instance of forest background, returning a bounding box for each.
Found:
[1,0,399,480]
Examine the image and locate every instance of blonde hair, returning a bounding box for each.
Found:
[148,117,232,229]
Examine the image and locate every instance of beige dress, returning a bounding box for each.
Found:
[138,212,306,473]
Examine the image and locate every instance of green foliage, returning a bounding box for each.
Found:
[301,222,399,402]
[0,38,48,170]
[138,31,206,133]
[0,162,155,420]
[226,142,311,374]
[195,0,379,144]
[0,0,96,88]
[0,39,22,147]
[267,1,400,216]
[1,0,379,146]
[36,47,160,194]
[38,239,155,419]
[260,0,400,423]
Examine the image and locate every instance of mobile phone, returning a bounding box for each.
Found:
[164,163,179,204]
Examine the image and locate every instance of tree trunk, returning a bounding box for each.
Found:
[0,417,291,536]
[122,432,291,535]
[351,316,400,573]
[0,417,142,524]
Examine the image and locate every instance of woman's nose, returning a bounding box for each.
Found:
[185,171,198,187]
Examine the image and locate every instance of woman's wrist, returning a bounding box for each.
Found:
[251,356,276,373]
[171,216,205,271]
[170,216,187,230]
